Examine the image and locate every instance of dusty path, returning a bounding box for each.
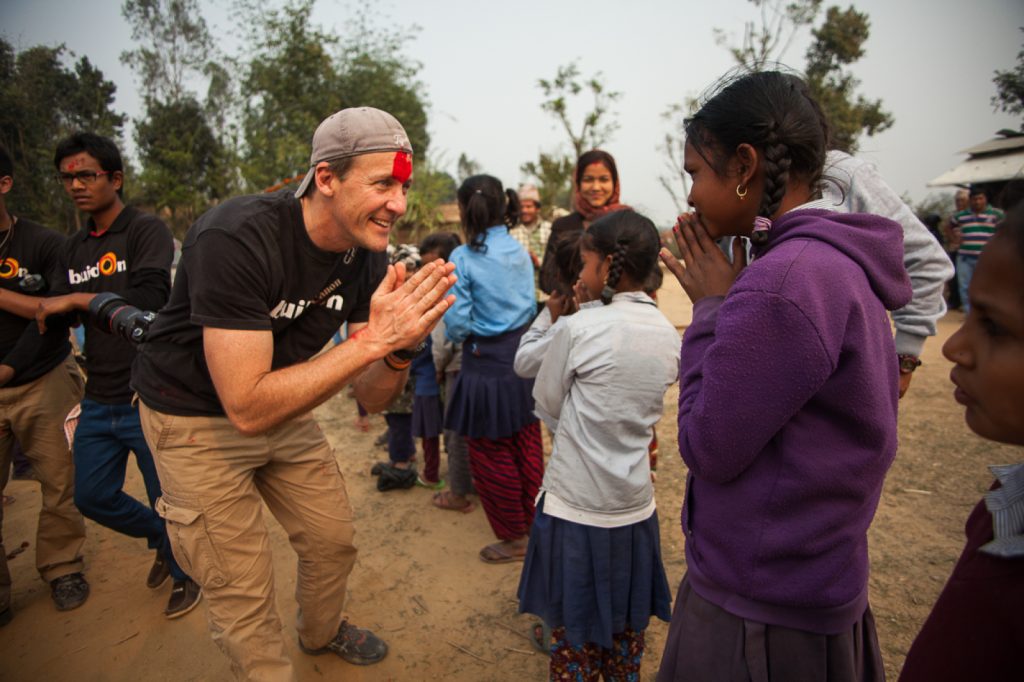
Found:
[1,276,1016,680]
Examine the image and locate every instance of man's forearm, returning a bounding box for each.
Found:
[353,359,409,413]
[0,288,50,319]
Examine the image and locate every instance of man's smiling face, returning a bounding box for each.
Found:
[328,151,410,253]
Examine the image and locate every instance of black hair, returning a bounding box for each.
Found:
[685,70,829,242]
[418,231,462,262]
[551,231,583,296]
[0,144,12,178]
[575,149,619,187]
[54,132,124,174]
[582,209,661,304]
[456,174,520,252]
[53,132,124,197]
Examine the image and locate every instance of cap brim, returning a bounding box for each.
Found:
[294,167,316,198]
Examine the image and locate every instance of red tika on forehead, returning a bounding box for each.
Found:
[392,152,412,183]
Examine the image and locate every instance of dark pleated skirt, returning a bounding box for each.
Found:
[444,325,537,440]
[411,394,443,439]
[517,496,673,650]
[656,574,885,682]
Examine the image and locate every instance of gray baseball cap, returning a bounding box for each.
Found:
[294,107,413,198]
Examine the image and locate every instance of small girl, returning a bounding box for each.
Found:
[443,175,542,562]
[517,210,679,680]
[413,231,463,494]
[656,70,912,680]
[899,205,1024,681]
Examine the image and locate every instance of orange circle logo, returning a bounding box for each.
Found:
[98,252,118,276]
[0,258,19,279]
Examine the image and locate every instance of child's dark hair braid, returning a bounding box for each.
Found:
[601,242,629,304]
[583,209,661,306]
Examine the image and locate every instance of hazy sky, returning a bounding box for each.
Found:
[3,0,1023,226]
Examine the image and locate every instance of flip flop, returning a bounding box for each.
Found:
[432,491,475,513]
[479,542,525,564]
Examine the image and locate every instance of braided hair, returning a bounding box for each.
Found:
[583,210,661,305]
[685,69,829,244]
[457,175,521,252]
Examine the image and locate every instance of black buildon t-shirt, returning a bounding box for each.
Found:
[57,207,174,403]
[0,218,72,387]
[132,190,386,417]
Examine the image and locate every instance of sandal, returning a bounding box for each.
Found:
[432,490,475,513]
[530,622,551,655]
[416,476,445,490]
[479,541,526,564]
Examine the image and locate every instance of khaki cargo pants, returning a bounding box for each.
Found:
[139,404,357,682]
[0,356,86,613]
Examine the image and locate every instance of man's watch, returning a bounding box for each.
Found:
[897,354,922,375]
[390,340,428,362]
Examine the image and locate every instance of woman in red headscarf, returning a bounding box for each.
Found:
[539,150,630,295]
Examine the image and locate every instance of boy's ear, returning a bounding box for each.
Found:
[734,144,759,186]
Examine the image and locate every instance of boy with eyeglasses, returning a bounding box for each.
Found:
[34,132,200,619]
[0,143,89,622]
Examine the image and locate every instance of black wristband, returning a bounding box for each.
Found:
[390,339,427,362]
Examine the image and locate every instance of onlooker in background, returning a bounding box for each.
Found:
[942,188,970,310]
[0,143,88,620]
[444,175,541,563]
[899,204,1024,681]
[24,133,200,619]
[424,231,476,513]
[509,184,551,306]
[375,244,423,492]
[539,150,630,296]
[950,185,1004,313]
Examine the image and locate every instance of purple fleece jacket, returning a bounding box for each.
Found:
[678,208,912,635]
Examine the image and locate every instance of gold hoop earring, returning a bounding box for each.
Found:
[736,184,748,200]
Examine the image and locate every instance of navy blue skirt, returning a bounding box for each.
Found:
[444,325,537,440]
[517,495,673,649]
[412,394,443,439]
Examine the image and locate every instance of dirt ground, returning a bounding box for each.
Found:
[1,274,1019,681]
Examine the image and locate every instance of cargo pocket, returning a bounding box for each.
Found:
[156,495,229,589]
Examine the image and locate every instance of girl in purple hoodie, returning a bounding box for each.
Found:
[656,70,912,681]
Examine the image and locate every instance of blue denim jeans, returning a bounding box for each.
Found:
[957,253,979,313]
[73,399,186,580]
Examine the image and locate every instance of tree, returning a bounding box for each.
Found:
[804,6,893,152]
[398,157,457,243]
[524,62,620,212]
[713,0,893,153]
[657,103,693,215]
[236,0,430,191]
[133,97,227,231]
[992,28,1024,127]
[713,0,822,70]
[0,39,125,232]
[537,61,621,159]
[121,0,234,234]
[520,152,575,214]
[456,153,481,183]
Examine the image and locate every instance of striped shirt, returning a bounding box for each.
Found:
[951,207,1004,256]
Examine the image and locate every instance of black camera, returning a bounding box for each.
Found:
[88,292,157,344]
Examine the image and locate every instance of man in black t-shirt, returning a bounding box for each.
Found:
[0,145,89,622]
[127,108,456,679]
[33,133,200,620]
